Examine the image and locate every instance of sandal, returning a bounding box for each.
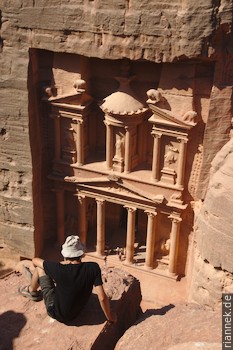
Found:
[18,285,42,302]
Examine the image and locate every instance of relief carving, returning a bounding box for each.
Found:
[161,238,170,257]
[182,110,197,126]
[146,89,162,104]
[62,126,77,163]
[73,79,86,93]
[113,133,125,172]
[155,237,170,267]
[164,145,179,168]
[114,136,124,160]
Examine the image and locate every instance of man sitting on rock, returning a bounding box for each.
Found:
[18,235,116,324]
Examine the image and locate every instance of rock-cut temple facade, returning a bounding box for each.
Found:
[41,56,199,281]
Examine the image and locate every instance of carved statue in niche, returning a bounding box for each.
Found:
[161,238,170,257]
[164,145,179,167]
[115,137,124,160]
[62,126,77,163]
[155,237,170,257]
[63,127,75,150]
[113,133,125,172]
[155,237,170,269]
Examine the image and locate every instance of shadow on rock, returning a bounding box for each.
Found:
[0,310,27,350]
[0,268,14,278]
[136,303,175,324]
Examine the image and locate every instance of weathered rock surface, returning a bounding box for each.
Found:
[0,266,142,350]
[197,138,233,272]
[115,303,221,350]
[190,138,233,307]
[1,1,232,61]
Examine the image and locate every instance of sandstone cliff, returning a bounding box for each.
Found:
[190,137,233,307]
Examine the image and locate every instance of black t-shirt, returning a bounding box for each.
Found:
[43,261,103,323]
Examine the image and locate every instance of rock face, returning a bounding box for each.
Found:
[115,303,221,350]
[1,1,232,61]
[190,138,233,307]
[0,266,142,350]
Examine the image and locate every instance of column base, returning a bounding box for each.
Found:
[123,260,134,266]
[93,252,105,259]
[168,271,177,277]
[151,177,159,183]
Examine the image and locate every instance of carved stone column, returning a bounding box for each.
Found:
[124,206,137,264]
[75,119,84,166]
[77,194,87,245]
[168,213,182,276]
[176,137,188,188]
[54,115,61,161]
[105,121,113,170]
[55,189,65,246]
[145,211,157,269]
[151,130,162,182]
[96,198,106,257]
[125,126,132,173]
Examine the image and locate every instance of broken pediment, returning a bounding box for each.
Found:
[42,78,93,108]
[147,103,197,131]
[64,175,165,204]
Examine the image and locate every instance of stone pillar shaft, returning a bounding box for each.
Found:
[145,211,157,269]
[176,137,188,187]
[105,122,113,169]
[168,214,182,275]
[76,120,84,165]
[125,206,136,264]
[77,194,87,245]
[151,131,162,181]
[96,199,106,257]
[125,127,132,173]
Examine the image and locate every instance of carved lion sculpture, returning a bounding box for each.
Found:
[146,89,162,104]
[182,111,197,125]
[73,79,86,92]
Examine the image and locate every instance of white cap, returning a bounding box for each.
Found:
[61,235,85,258]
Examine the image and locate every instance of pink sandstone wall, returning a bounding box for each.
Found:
[0,0,233,305]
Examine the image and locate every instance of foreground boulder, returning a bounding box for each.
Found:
[115,303,221,350]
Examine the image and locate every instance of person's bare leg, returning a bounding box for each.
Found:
[28,266,45,293]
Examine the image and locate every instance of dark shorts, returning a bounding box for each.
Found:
[39,275,56,319]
